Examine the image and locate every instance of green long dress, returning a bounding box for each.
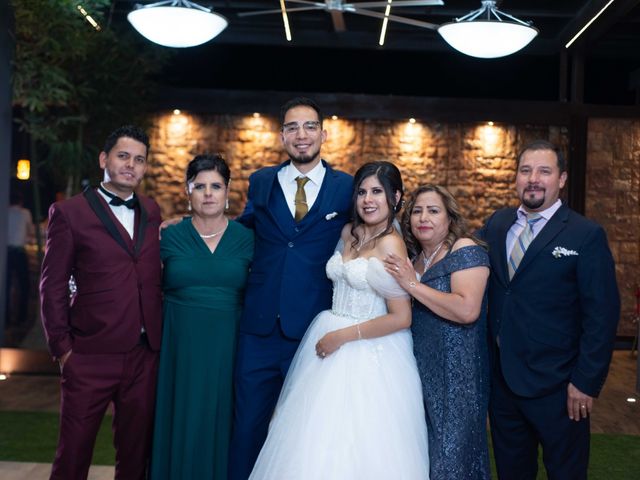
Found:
[151,219,254,480]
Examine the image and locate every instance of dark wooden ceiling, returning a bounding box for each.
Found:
[112,1,640,105]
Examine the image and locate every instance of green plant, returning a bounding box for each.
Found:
[11,0,170,255]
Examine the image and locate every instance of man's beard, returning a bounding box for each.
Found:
[522,191,545,210]
[288,147,320,165]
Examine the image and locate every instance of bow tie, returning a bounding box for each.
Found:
[99,186,138,209]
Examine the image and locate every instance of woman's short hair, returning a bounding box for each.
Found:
[186,154,230,186]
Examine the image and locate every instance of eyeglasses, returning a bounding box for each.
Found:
[282,121,321,135]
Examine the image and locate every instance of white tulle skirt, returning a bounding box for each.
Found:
[249,309,430,480]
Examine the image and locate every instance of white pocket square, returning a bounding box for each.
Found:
[552,246,578,258]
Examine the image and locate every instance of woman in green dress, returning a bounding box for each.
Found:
[151,154,254,479]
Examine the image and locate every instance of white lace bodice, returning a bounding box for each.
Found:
[326,252,408,322]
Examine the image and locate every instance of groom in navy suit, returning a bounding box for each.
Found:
[229,97,353,479]
[480,140,619,479]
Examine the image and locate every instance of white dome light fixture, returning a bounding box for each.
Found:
[127,0,228,48]
[437,1,538,59]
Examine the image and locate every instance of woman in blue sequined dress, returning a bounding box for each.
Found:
[384,184,491,480]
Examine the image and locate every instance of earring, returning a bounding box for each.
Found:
[225,198,229,210]
[188,200,192,212]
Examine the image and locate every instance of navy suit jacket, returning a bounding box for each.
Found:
[479,204,619,398]
[237,160,353,339]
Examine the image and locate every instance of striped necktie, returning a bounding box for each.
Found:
[508,212,542,279]
[294,177,310,222]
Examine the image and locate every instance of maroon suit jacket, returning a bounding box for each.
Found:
[40,188,162,358]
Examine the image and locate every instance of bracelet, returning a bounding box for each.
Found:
[356,323,363,340]
[408,281,417,289]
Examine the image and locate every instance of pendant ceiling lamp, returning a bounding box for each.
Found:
[437,1,538,59]
[127,0,228,48]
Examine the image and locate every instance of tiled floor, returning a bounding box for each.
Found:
[0,351,638,479]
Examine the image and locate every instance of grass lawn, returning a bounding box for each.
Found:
[0,411,115,465]
[1,411,638,478]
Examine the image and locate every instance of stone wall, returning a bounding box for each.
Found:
[586,119,640,336]
[144,111,566,230]
[143,111,636,335]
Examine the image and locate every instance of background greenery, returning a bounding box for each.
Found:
[10,0,170,258]
[0,411,638,478]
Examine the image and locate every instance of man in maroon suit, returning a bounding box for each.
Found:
[40,125,162,480]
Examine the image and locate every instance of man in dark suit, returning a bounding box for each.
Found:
[40,125,162,480]
[229,97,353,479]
[479,140,620,479]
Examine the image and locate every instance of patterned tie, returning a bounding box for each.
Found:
[294,177,310,222]
[508,212,542,279]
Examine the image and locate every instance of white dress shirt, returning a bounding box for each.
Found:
[98,183,135,239]
[277,161,326,218]
[505,199,562,257]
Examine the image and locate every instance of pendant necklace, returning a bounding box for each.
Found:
[355,226,388,252]
[423,241,445,270]
[197,219,228,239]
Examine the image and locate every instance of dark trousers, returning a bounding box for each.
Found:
[50,343,158,480]
[228,322,300,480]
[6,246,29,325]
[489,365,590,480]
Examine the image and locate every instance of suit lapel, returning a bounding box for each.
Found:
[133,199,148,256]
[255,162,290,238]
[512,205,569,280]
[495,209,518,285]
[83,187,135,258]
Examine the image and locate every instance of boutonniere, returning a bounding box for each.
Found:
[552,246,579,258]
[325,212,338,221]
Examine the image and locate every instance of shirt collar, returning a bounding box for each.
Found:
[517,199,562,222]
[284,160,325,186]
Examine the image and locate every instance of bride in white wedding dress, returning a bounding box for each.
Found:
[249,162,429,480]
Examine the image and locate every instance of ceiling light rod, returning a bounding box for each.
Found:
[142,0,210,12]
[457,1,531,28]
[565,0,616,49]
[280,0,292,41]
[379,0,392,46]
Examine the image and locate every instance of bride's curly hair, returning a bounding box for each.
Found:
[350,161,403,251]
[401,184,486,259]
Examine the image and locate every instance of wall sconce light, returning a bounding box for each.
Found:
[16,159,30,180]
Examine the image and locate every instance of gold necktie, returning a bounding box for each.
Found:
[294,177,310,222]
